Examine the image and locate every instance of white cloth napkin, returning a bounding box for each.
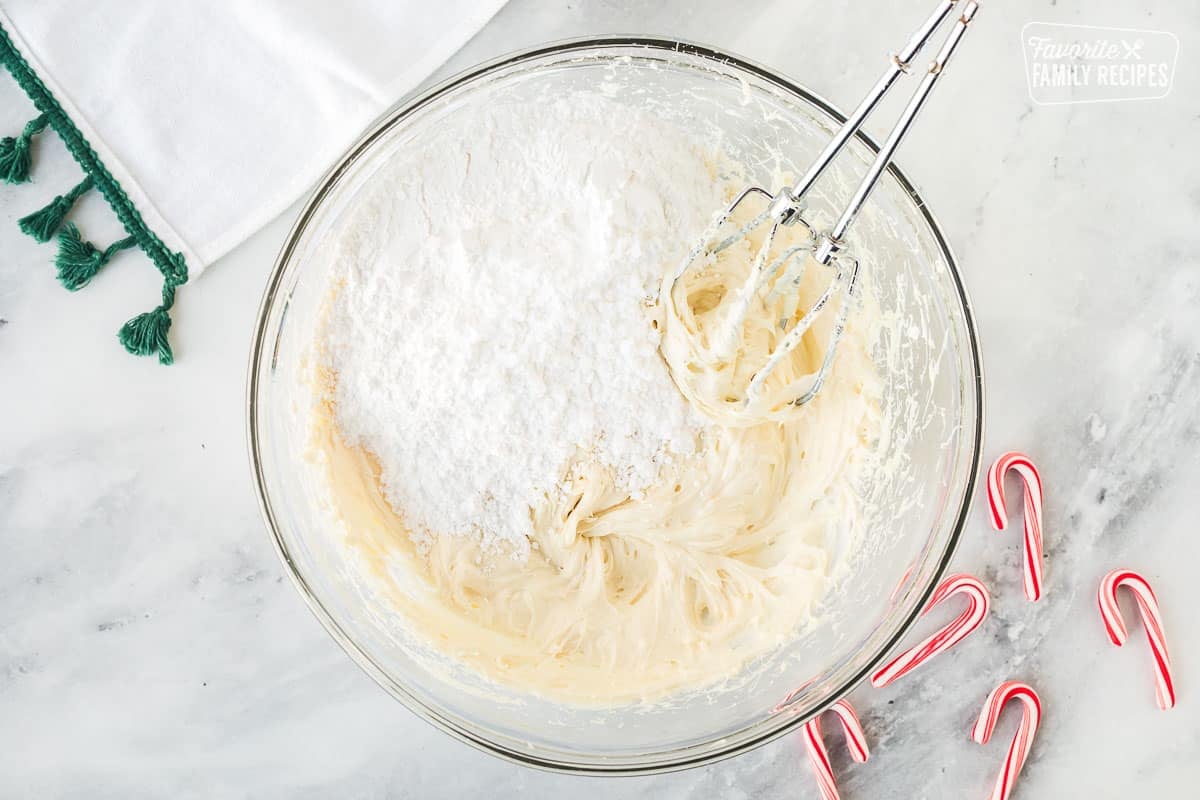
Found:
[0,0,504,362]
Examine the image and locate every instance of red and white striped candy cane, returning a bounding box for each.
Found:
[871,573,990,688]
[986,451,1044,601]
[971,681,1042,800]
[803,700,869,800]
[1098,568,1176,710]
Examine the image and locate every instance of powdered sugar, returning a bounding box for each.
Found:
[324,94,725,552]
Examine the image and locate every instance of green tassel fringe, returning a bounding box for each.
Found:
[118,255,186,365]
[1,25,190,365]
[54,223,136,291]
[0,136,29,183]
[119,307,173,365]
[18,174,94,242]
[0,112,48,183]
[18,196,70,242]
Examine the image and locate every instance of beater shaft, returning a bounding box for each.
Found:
[748,1,981,402]
[823,0,980,252]
[665,0,981,417]
[774,0,962,222]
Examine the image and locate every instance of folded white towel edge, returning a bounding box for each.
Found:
[1,7,202,269]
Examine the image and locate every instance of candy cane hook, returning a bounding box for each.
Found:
[1098,569,1176,710]
[871,573,990,688]
[971,681,1042,800]
[986,451,1044,601]
[803,700,869,800]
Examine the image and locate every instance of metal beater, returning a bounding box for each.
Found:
[666,0,979,409]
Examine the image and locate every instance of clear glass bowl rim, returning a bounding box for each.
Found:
[246,35,985,776]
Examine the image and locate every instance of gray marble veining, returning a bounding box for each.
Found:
[2,0,1198,796]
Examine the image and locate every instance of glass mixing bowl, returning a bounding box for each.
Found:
[248,38,983,775]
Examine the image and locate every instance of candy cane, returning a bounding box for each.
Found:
[887,564,915,605]
[803,700,869,800]
[871,573,990,688]
[1098,569,1175,710]
[971,681,1042,800]
[986,451,1044,601]
[772,678,817,713]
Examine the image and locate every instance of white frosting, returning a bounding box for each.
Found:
[311,92,884,704]
[323,95,719,552]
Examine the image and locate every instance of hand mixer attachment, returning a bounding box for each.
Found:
[663,0,979,416]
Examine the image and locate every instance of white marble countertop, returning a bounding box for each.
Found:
[3,1,1198,796]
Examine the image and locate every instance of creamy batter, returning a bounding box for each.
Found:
[310,97,883,705]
